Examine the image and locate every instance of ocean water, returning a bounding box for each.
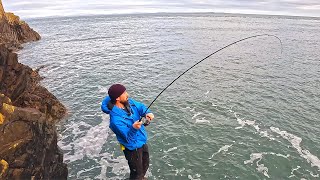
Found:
[18,13,320,179]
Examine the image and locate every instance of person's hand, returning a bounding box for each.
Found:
[133,120,143,129]
[145,113,154,121]
[144,113,154,126]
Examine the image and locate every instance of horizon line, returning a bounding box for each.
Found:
[21,11,320,20]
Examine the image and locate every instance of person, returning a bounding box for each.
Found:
[101,84,154,180]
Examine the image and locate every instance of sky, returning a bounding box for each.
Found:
[2,0,320,18]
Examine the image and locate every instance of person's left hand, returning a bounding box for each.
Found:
[145,113,154,121]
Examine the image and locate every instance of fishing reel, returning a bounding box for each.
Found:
[141,117,151,126]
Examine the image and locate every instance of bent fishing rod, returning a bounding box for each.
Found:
[140,34,283,122]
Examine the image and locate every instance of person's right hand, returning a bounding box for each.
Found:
[133,120,143,129]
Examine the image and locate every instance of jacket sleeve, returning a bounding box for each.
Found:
[131,99,151,117]
[111,117,138,143]
[101,96,110,114]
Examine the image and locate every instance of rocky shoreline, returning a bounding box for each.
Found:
[0,1,68,179]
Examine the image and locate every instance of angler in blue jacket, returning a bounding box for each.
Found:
[101,84,154,180]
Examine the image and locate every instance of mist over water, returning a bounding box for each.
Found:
[19,13,320,179]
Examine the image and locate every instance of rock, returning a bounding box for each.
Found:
[0,0,40,50]
[7,52,17,66]
[0,1,68,179]
[0,0,4,19]
[11,153,29,168]
[0,159,9,178]
[0,45,66,120]
[0,66,3,81]
[0,94,67,179]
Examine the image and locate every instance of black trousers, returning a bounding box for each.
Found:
[123,144,149,180]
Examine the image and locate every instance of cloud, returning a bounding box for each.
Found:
[2,0,320,18]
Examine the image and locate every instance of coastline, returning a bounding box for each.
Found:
[0,2,68,179]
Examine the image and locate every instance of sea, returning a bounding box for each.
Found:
[18,13,320,179]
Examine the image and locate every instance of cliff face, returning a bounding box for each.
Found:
[0,1,40,50]
[0,0,4,19]
[0,45,66,121]
[0,1,68,179]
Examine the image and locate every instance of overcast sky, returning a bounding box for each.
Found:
[2,0,320,18]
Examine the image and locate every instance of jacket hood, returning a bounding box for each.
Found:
[101,96,112,114]
[101,96,131,117]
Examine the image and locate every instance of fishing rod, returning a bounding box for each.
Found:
[140,34,283,123]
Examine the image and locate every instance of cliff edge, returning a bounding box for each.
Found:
[0,0,40,50]
[0,0,68,179]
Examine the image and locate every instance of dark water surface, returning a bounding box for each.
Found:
[19,13,320,179]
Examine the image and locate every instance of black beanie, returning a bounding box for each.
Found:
[108,84,126,101]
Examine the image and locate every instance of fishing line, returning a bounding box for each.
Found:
[140,34,282,122]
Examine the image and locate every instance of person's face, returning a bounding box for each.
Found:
[117,91,129,104]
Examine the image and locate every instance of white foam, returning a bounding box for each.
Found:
[192,112,202,119]
[244,153,263,164]
[60,121,92,137]
[164,147,178,153]
[98,86,109,94]
[244,152,289,178]
[96,152,129,180]
[195,117,210,124]
[188,174,201,180]
[234,113,259,131]
[289,166,301,178]
[109,156,130,177]
[259,130,275,140]
[233,112,276,140]
[270,127,320,170]
[204,90,210,95]
[173,167,185,176]
[189,107,196,112]
[213,163,218,167]
[62,115,111,163]
[209,144,233,159]
[57,142,72,151]
[232,111,320,177]
[244,153,269,178]
[77,166,100,179]
[272,152,290,159]
[306,169,319,177]
[257,164,270,178]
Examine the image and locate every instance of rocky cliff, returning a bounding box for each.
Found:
[0,0,40,50]
[0,0,4,19]
[0,1,68,179]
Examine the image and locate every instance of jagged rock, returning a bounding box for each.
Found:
[0,94,68,179]
[0,100,67,178]
[0,1,68,179]
[0,45,66,120]
[0,0,40,50]
[0,44,68,179]
[0,0,4,19]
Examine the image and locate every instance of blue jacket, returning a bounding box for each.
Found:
[101,96,151,150]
